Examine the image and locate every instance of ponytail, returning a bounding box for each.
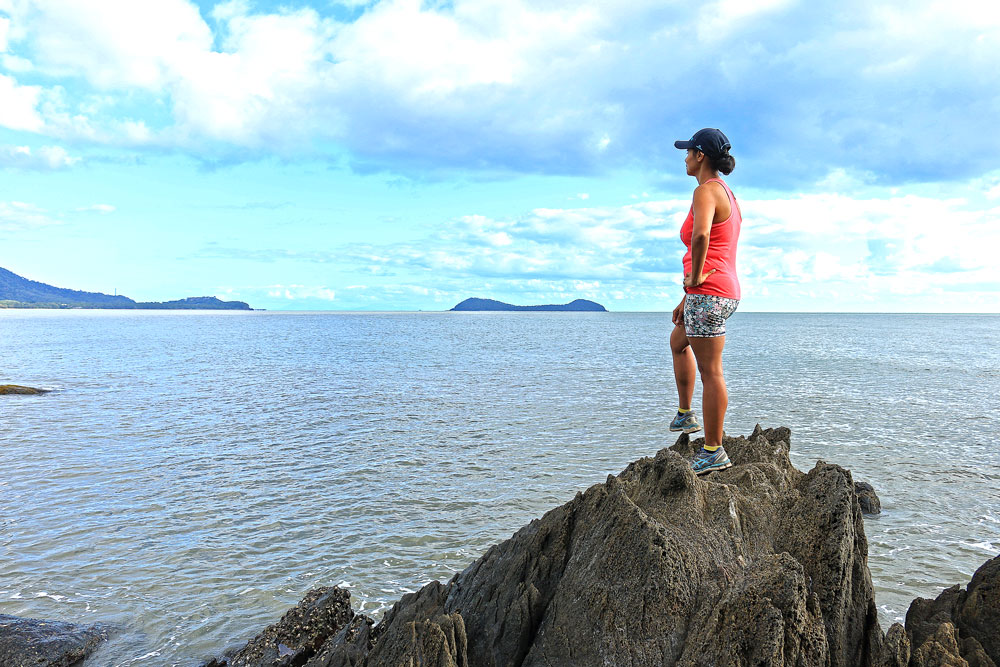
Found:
[708,150,736,175]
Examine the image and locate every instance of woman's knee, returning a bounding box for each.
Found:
[669,327,689,354]
[698,366,725,383]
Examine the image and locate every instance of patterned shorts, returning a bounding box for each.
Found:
[683,294,739,338]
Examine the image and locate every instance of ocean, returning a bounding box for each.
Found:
[2,310,998,665]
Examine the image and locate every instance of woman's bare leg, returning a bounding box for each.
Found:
[670,324,696,410]
[688,335,727,447]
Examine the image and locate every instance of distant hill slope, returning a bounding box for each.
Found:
[1,266,134,307]
[0,267,251,310]
[451,298,607,312]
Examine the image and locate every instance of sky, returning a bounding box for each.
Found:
[1,0,998,312]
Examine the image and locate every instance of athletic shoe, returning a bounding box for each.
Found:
[691,447,733,475]
[669,410,702,434]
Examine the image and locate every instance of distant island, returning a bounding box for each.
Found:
[451,298,607,312]
[0,266,252,310]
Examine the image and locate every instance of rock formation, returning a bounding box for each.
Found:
[895,554,1000,667]
[0,384,49,395]
[0,614,108,666]
[855,481,882,515]
[204,587,365,667]
[210,425,887,666]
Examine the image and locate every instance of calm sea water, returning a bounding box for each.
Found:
[2,311,998,666]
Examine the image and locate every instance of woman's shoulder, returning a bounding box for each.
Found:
[693,180,730,202]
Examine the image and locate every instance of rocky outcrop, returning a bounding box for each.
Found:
[897,554,1000,667]
[855,481,882,515]
[218,425,885,666]
[0,614,108,666]
[203,587,363,667]
[0,384,49,395]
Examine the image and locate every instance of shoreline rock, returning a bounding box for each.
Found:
[0,614,109,667]
[0,384,50,395]
[209,425,887,666]
[202,587,364,667]
[855,481,882,515]
[897,553,1000,667]
[10,424,992,666]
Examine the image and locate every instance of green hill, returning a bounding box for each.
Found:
[0,267,252,310]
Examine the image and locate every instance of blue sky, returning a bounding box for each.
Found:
[1,0,998,311]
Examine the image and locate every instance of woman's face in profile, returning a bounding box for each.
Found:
[684,148,700,176]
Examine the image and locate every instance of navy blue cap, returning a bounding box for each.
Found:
[674,128,731,158]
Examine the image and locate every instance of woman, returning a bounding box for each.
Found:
[668,128,741,475]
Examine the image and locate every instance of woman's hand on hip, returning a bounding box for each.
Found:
[672,296,686,326]
[683,269,717,288]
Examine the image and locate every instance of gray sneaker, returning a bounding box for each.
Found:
[669,410,702,433]
[691,447,733,475]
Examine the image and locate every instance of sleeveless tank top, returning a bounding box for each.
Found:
[680,178,741,300]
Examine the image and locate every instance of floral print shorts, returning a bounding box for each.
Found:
[683,294,739,338]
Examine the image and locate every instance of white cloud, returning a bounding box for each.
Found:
[0,144,78,169]
[0,0,996,182]
[0,73,43,131]
[0,16,10,51]
[266,284,337,301]
[76,203,115,213]
[0,200,60,230]
[18,0,211,91]
[2,54,33,71]
[335,184,1000,311]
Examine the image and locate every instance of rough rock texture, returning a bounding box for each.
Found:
[855,481,882,515]
[0,384,49,395]
[0,614,108,666]
[874,623,910,667]
[268,425,883,667]
[204,587,359,667]
[902,554,1000,667]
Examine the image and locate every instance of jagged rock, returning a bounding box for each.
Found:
[0,384,49,395]
[874,623,910,667]
[281,425,883,666]
[204,587,358,667]
[855,481,882,515]
[904,554,1000,667]
[0,614,109,667]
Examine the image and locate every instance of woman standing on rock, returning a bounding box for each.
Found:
[668,128,741,475]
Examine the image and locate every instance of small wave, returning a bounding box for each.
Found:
[966,540,997,553]
[115,650,161,666]
[34,591,66,602]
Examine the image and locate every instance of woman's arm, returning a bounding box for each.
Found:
[684,184,718,288]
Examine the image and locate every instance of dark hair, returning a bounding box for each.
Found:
[707,150,735,175]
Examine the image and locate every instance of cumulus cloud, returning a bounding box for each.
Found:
[0,73,43,131]
[0,143,79,169]
[322,187,1000,310]
[0,0,995,182]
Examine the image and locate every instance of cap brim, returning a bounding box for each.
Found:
[674,140,695,150]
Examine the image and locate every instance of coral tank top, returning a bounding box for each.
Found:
[680,178,741,300]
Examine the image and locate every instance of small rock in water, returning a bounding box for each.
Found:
[855,480,882,515]
[0,384,50,395]
[201,586,356,667]
[0,614,109,667]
